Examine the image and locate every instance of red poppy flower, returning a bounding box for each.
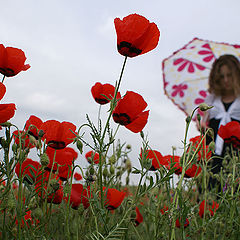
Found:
[189,135,212,161]
[0,82,6,99]
[40,120,77,149]
[24,115,43,139]
[91,82,121,105]
[67,183,90,209]
[0,44,30,77]
[163,155,182,175]
[85,151,99,164]
[160,205,169,215]
[0,103,16,123]
[140,149,167,171]
[0,82,16,123]
[34,171,64,204]
[218,121,240,148]
[103,187,126,210]
[114,14,160,57]
[74,172,82,181]
[15,158,41,184]
[46,147,78,180]
[175,218,189,228]
[112,91,149,133]
[135,207,143,226]
[184,164,202,178]
[15,210,35,228]
[199,200,219,218]
[12,130,35,149]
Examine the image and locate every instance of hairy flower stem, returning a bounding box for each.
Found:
[1,75,5,83]
[170,107,199,240]
[98,56,128,208]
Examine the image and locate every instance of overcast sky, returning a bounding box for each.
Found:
[1,0,240,184]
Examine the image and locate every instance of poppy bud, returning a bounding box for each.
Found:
[185,116,191,123]
[208,141,215,153]
[38,129,45,138]
[50,179,60,192]
[109,155,116,164]
[126,144,131,150]
[0,121,12,127]
[32,207,43,219]
[12,143,18,153]
[143,158,152,170]
[63,184,71,195]
[7,196,16,210]
[140,131,144,139]
[0,138,7,149]
[76,139,83,154]
[29,135,38,146]
[40,153,49,167]
[199,103,213,112]
[207,128,214,140]
[89,167,95,176]
[110,164,115,175]
[103,167,109,178]
[130,209,137,220]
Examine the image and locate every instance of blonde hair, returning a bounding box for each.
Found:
[208,54,240,96]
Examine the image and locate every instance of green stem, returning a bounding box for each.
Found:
[98,56,128,208]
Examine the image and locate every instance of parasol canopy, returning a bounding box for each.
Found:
[162,37,240,118]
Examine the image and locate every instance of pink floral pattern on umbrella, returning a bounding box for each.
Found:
[171,83,188,97]
[198,43,215,62]
[173,58,205,73]
[162,37,240,118]
[194,90,208,104]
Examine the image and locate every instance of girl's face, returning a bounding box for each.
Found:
[220,64,234,92]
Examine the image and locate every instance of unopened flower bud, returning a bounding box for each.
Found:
[110,164,115,175]
[89,167,95,176]
[185,116,191,123]
[208,141,215,153]
[207,128,214,140]
[140,131,144,139]
[143,158,152,170]
[109,155,116,164]
[29,135,38,146]
[0,121,12,127]
[126,144,132,150]
[12,143,18,153]
[38,129,45,138]
[103,167,109,178]
[76,139,83,154]
[32,207,44,219]
[7,196,16,210]
[40,153,49,167]
[50,179,60,192]
[199,103,213,112]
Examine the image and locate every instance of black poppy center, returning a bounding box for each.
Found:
[95,98,109,104]
[0,68,15,77]
[48,140,66,149]
[113,113,131,125]
[28,130,39,140]
[118,41,142,57]
[225,136,240,148]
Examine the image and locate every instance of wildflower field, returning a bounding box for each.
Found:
[0,13,240,240]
